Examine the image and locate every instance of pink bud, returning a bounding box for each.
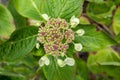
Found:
[41,32,46,36]
[64,45,69,49]
[53,45,58,50]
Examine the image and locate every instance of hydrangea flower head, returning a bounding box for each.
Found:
[38,18,75,56]
[37,15,85,67]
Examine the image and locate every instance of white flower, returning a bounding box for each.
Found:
[42,14,50,21]
[70,16,80,28]
[39,56,50,67]
[28,19,41,26]
[76,29,85,36]
[57,58,75,67]
[36,43,40,49]
[57,59,66,67]
[64,57,75,66]
[74,43,83,51]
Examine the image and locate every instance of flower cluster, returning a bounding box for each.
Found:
[36,14,85,67]
[38,18,74,56]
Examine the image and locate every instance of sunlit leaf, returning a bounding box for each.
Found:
[14,0,44,20]
[14,0,84,21]
[0,4,14,37]
[43,0,84,20]
[112,6,120,35]
[87,48,120,79]
[116,33,120,43]
[8,0,27,28]
[99,62,120,66]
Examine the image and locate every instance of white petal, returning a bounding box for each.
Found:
[39,56,50,67]
[57,59,66,67]
[44,57,50,66]
[64,57,75,66]
[74,43,83,51]
[39,58,45,67]
[70,16,80,28]
[42,14,50,21]
[76,29,85,36]
[36,43,40,49]
[28,19,41,26]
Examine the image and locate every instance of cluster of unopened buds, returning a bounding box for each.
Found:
[34,14,85,67]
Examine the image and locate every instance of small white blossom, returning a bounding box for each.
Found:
[42,14,50,21]
[57,59,66,67]
[70,16,80,28]
[39,56,50,67]
[74,43,83,51]
[36,43,40,49]
[76,29,85,36]
[29,19,41,26]
[64,57,75,66]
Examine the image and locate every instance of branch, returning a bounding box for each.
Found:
[81,14,115,38]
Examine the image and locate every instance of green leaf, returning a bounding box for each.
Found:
[14,0,44,20]
[0,57,36,79]
[32,45,45,56]
[22,54,38,68]
[79,16,90,24]
[0,4,15,37]
[115,0,120,5]
[43,0,84,20]
[43,56,75,80]
[86,2,115,25]
[14,0,84,20]
[10,77,26,80]
[99,62,120,66]
[87,48,120,79]
[87,2,111,14]
[8,0,27,29]
[116,33,120,43]
[75,75,84,80]
[75,58,90,80]
[66,43,76,55]
[0,67,24,78]
[0,75,26,80]
[112,6,120,35]
[87,0,104,3]
[73,24,116,51]
[0,26,38,61]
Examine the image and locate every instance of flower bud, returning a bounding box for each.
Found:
[57,59,65,67]
[64,57,75,66]
[76,29,85,36]
[36,43,40,49]
[70,16,80,28]
[74,43,83,51]
[42,14,50,21]
[39,56,50,67]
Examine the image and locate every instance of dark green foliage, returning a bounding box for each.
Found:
[0,26,38,61]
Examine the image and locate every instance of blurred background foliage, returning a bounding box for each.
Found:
[0,0,120,80]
